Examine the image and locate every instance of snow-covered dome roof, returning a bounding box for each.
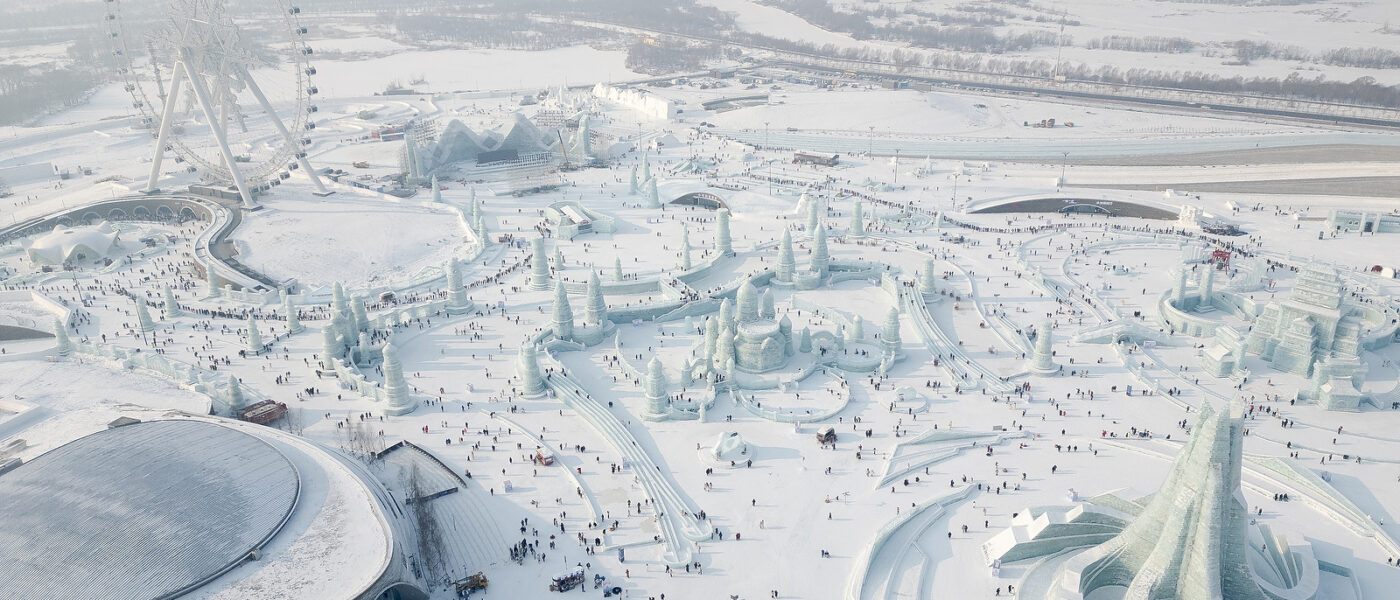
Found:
[24,221,121,265]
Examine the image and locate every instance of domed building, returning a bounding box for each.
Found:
[23,222,122,266]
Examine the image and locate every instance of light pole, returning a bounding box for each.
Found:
[1060,151,1070,190]
[764,121,770,150]
[868,126,875,156]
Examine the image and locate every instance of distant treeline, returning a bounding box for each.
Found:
[733,31,1400,108]
[759,0,1061,53]
[0,65,100,126]
[1088,36,1195,54]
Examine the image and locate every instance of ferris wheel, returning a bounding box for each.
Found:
[105,0,329,207]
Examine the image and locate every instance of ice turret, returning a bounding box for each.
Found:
[810,226,829,274]
[552,282,575,340]
[718,297,735,330]
[736,281,759,323]
[776,230,795,282]
[849,315,864,342]
[530,237,550,290]
[1029,319,1056,375]
[162,284,181,319]
[585,271,607,326]
[759,288,775,320]
[246,316,263,354]
[382,341,417,415]
[715,208,733,255]
[516,344,545,396]
[629,166,639,195]
[351,299,370,334]
[703,317,719,368]
[798,327,812,353]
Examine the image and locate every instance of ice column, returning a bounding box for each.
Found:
[530,238,550,290]
[430,175,441,203]
[207,268,221,298]
[805,193,819,232]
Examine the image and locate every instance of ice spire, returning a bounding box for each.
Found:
[162,284,181,319]
[804,192,819,232]
[629,166,639,195]
[135,299,154,333]
[552,282,574,340]
[776,229,795,282]
[645,178,661,209]
[613,257,624,282]
[810,226,829,274]
[585,271,607,326]
[759,288,775,320]
[1200,264,1216,307]
[332,282,348,314]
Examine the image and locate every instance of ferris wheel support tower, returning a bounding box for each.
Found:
[111,0,331,210]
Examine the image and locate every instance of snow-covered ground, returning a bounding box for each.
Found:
[2,36,1400,600]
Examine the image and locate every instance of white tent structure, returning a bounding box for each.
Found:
[24,222,122,266]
